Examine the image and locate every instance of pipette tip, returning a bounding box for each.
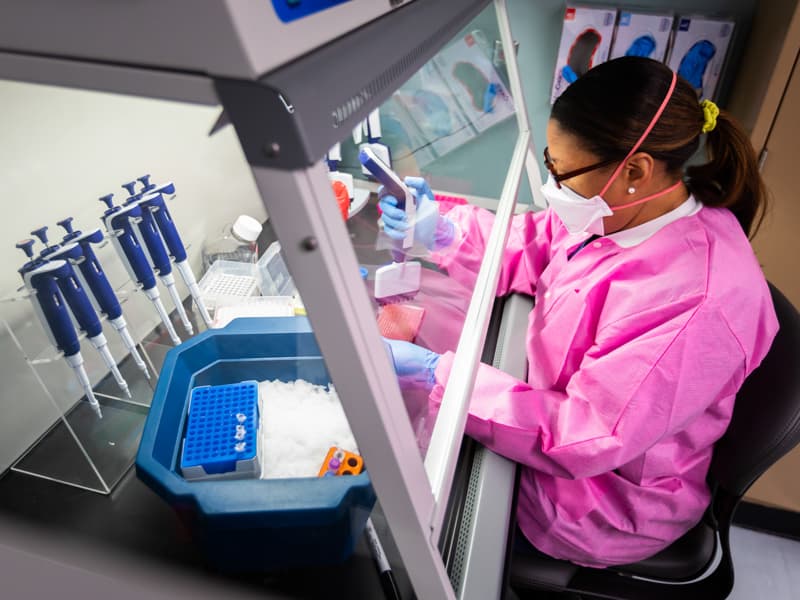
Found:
[149,293,181,346]
[191,292,213,328]
[128,347,151,379]
[163,277,193,337]
[90,402,104,419]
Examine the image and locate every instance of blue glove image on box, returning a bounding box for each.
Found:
[625,34,656,58]
[561,65,579,84]
[483,83,498,113]
[678,39,717,92]
[411,89,453,137]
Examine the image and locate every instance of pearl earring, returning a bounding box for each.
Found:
[627,187,636,194]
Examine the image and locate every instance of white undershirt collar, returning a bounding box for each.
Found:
[605,194,701,248]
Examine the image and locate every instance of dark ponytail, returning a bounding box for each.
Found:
[686,110,768,237]
[551,56,768,237]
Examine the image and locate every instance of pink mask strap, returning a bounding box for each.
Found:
[611,179,683,212]
[599,71,678,198]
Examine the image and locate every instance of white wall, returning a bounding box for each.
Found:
[0,80,266,473]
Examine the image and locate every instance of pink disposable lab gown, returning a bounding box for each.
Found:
[429,202,778,568]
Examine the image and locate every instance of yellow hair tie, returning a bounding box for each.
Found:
[701,99,719,133]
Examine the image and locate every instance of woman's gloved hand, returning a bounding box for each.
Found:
[383,337,441,388]
[378,176,456,251]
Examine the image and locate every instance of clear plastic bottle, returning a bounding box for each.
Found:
[201,214,262,272]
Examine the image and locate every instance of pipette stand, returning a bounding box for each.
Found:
[0,232,204,494]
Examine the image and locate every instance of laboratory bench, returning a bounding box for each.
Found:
[0,431,509,600]
[0,467,417,599]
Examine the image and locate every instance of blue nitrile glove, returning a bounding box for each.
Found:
[379,176,456,251]
[383,337,441,389]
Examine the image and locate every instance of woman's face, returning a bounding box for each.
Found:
[545,119,619,200]
[545,106,691,234]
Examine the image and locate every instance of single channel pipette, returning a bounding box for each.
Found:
[31,226,131,398]
[121,182,193,336]
[98,194,181,346]
[137,175,213,328]
[16,240,102,418]
[57,217,150,380]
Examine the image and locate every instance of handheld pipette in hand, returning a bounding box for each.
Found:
[57,217,151,380]
[31,226,132,399]
[16,239,103,418]
[358,147,421,303]
[137,175,213,328]
[98,194,182,346]
[121,181,193,336]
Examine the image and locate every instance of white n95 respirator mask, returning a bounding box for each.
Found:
[541,174,613,236]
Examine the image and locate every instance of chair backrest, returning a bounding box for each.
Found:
[710,283,800,500]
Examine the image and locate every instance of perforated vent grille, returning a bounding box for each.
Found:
[331,23,452,127]
[492,306,511,369]
[449,447,485,594]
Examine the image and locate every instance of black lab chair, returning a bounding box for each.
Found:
[510,283,800,600]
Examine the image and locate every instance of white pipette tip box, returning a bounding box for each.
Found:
[180,381,262,481]
[198,260,259,312]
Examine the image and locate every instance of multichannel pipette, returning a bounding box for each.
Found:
[16,239,102,418]
[57,217,151,380]
[98,194,181,346]
[121,182,193,336]
[31,227,132,398]
[137,175,213,328]
[358,147,421,303]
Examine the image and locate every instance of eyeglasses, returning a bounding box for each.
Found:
[543,147,620,189]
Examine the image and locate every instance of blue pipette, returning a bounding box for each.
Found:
[137,175,212,328]
[57,217,151,380]
[121,182,193,336]
[16,240,102,418]
[31,227,131,398]
[98,194,181,346]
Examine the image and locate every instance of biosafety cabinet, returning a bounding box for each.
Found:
[0,1,540,598]
[2,0,789,597]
